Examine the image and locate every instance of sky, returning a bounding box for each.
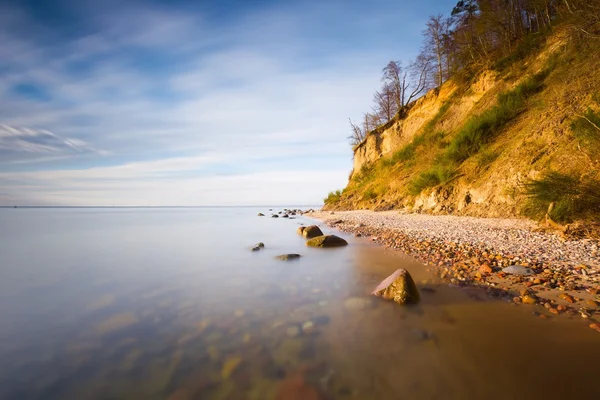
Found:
[0,0,454,206]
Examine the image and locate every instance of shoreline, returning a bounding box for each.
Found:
[307,209,600,331]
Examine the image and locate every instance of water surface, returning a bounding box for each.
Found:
[0,207,598,399]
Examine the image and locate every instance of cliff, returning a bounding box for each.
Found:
[326,31,600,224]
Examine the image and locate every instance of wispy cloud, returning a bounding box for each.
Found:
[0,0,448,205]
[0,124,105,154]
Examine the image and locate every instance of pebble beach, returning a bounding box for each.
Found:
[309,210,600,331]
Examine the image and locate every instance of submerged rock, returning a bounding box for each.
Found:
[251,242,265,251]
[272,214,279,218]
[258,213,265,216]
[275,254,302,261]
[372,268,420,304]
[302,225,324,239]
[306,235,348,248]
[502,265,535,276]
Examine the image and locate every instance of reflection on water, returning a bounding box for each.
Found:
[0,208,598,399]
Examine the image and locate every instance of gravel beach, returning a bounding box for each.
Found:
[308,210,600,329]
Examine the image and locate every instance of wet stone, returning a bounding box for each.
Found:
[276,254,302,261]
[502,265,535,276]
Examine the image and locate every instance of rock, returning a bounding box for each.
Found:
[272,214,279,218]
[251,242,265,251]
[297,226,306,235]
[559,293,575,303]
[354,223,365,228]
[549,308,560,315]
[479,264,493,274]
[502,265,535,276]
[372,269,420,305]
[258,213,265,216]
[344,297,376,311]
[282,214,289,218]
[275,254,302,261]
[513,296,522,303]
[301,321,315,335]
[589,323,600,333]
[521,295,537,305]
[306,235,348,248]
[330,219,343,225]
[302,225,324,239]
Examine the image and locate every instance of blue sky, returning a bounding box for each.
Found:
[0,0,454,206]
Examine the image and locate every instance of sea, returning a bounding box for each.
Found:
[0,207,598,399]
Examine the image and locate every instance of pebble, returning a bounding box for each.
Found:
[521,295,537,305]
[302,321,315,335]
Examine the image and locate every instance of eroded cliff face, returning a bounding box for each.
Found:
[352,71,498,176]
[330,36,600,219]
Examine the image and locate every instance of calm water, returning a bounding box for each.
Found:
[0,207,598,399]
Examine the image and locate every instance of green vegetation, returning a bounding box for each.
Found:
[323,190,342,205]
[444,70,548,164]
[523,171,600,223]
[408,164,456,195]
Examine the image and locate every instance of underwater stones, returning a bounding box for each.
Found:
[344,297,376,311]
[372,269,420,305]
[502,265,535,276]
[221,356,242,379]
[302,225,324,239]
[306,235,348,248]
[275,254,302,261]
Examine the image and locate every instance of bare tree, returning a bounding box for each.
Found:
[424,14,452,87]
[373,82,398,122]
[348,118,365,147]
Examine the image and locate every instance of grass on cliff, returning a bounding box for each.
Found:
[444,70,549,164]
[523,171,600,223]
[324,190,342,206]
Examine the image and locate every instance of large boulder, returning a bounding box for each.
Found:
[372,269,420,304]
[302,225,324,239]
[306,235,348,248]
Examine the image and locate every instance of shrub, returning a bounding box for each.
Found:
[324,190,342,205]
[363,188,377,201]
[522,171,600,223]
[408,164,456,195]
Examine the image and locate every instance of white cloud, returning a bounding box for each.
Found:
[0,0,442,205]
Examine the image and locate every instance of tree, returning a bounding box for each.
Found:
[424,14,452,87]
[348,118,365,147]
[381,59,431,116]
[373,82,398,122]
